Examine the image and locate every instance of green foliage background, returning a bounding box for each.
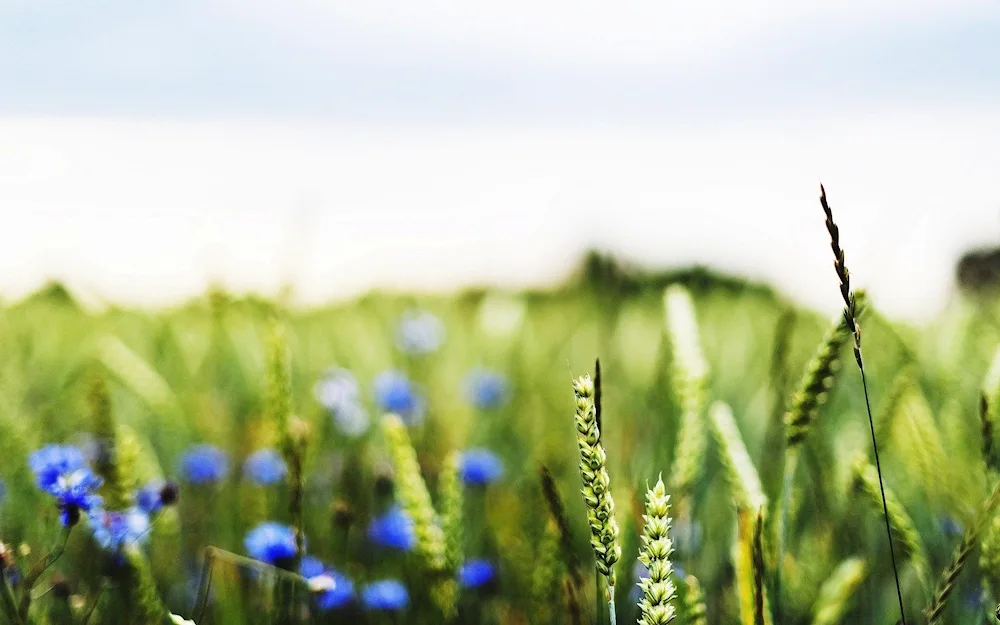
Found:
[1,255,998,624]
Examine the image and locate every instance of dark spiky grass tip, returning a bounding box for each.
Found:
[819,185,860,352]
[594,358,603,434]
[981,392,995,470]
[752,509,766,625]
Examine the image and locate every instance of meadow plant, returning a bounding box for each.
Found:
[572,372,621,624]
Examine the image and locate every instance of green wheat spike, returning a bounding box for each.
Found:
[710,402,766,512]
[382,415,457,618]
[811,558,866,625]
[89,368,132,510]
[683,576,707,625]
[572,373,621,623]
[851,456,930,590]
[664,285,709,498]
[439,450,464,573]
[925,479,1000,624]
[783,311,852,448]
[636,475,676,625]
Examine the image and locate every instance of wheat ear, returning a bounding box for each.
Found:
[820,184,906,624]
[573,373,621,625]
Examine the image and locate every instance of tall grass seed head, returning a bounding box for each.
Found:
[179,444,229,484]
[637,476,677,625]
[572,374,621,585]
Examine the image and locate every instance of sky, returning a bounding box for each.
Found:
[1,1,999,320]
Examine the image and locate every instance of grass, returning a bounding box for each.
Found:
[0,237,999,623]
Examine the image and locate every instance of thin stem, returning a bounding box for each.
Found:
[18,526,71,620]
[594,567,603,625]
[775,447,799,624]
[79,582,109,625]
[607,584,617,625]
[860,360,907,625]
[192,547,216,622]
[0,571,23,625]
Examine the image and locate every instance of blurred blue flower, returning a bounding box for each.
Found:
[464,369,509,410]
[315,368,370,436]
[29,445,86,493]
[459,449,504,485]
[396,310,445,355]
[367,506,415,551]
[0,478,6,504]
[243,448,287,486]
[179,445,228,484]
[458,559,496,589]
[245,522,298,566]
[135,481,165,515]
[30,445,104,526]
[300,557,354,610]
[373,371,425,425]
[362,579,409,611]
[90,507,150,553]
[939,516,963,538]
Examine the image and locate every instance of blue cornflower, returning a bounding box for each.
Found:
[362,579,409,611]
[367,506,415,551]
[30,445,103,526]
[29,445,86,494]
[0,478,6,504]
[179,445,228,484]
[243,448,287,486]
[315,368,370,436]
[396,310,444,355]
[458,559,496,589]
[245,522,298,566]
[89,507,150,554]
[300,557,354,610]
[373,371,424,425]
[464,369,509,410]
[135,481,165,515]
[459,449,504,485]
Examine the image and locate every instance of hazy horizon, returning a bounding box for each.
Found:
[2,2,999,321]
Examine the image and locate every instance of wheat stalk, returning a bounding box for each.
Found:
[636,475,677,625]
[924,479,1000,624]
[851,456,929,590]
[811,558,866,625]
[820,184,906,624]
[664,286,709,498]
[710,402,766,512]
[572,373,621,625]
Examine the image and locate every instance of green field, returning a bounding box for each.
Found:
[1,253,999,625]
